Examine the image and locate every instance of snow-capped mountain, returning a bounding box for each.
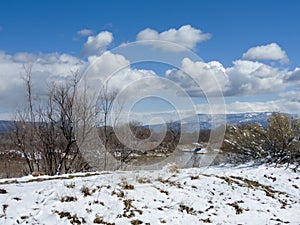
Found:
[147,112,296,132]
[196,112,274,129]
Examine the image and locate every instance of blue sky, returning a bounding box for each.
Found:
[1,0,300,66]
[0,0,300,121]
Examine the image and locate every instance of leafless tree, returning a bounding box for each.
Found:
[167,121,181,143]
[11,64,38,174]
[11,65,93,175]
[158,120,181,150]
[97,82,119,170]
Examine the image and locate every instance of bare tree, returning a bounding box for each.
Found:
[11,66,92,176]
[11,64,37,174]
[167,121,181,144]
[113,120,150,167]
[158,120,181,150]
[97,82,118,170]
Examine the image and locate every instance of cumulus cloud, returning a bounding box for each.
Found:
[242,43,289,63]
[225,60,287,96]
[81,31,113,57]
[285,67,300,82]
[0,52,85,119]
[85,51,160,94]
[166,58,229,96]
[136,25,211,52]
[1,30,300,120]
[165,56,299,98]
[77,29,94,36]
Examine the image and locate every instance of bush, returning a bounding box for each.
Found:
[225,112,300,168]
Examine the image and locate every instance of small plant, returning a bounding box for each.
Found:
[93,200,105,206]
[178,203,195,215]
[137,177,151,184]
[121,177,134,190]
[122,198,143,218]
[20,215,29,220]
[123,199,133,211]
[155,176,181,188]
[112,190,125,198]
[166,163,180,173]
[227,202,243,214]
[65,182,76,188]
[131,219,143,225]
[0,189,7,194]
[1,204,8,217]
[190,175,199,180]
[60,196,77,202]
[81,186,91,197]
[94,216,105,224]
[53,210,85,224]
[81,185,97,197]
[156,187,169,195]
[201,218,212,223]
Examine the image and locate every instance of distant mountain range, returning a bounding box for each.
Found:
[146,112,297,132]
[196,112,274,129]
[0,112,297,133]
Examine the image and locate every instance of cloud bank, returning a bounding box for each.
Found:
[0,25,300,119]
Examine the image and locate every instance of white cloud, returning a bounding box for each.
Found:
[77,29,94,36]
[278,91,300,102]
[227,100,300,115]
[242,43,289,63]
[0,52,85,119]
[85,51,160,94]
[225,60,287,96]
[136,25,211,52]
[285,67,300,82]
[166,58,229,96]
[1,33,299,120]
[165,57,298,98]
[194,99,300,116]
[0,50,164,120]
[81,31,113,57]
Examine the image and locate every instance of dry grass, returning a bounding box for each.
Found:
[121,177,134,190]
[166,163,180,173]
[60,196,77,202]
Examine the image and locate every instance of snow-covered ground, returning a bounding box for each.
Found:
[0,164,299,224]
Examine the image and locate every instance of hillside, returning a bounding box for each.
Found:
[0,164,299,224]
[145,112,287,132]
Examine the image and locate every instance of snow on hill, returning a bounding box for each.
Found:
[147,112,281,132]
[0,164,299,224]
